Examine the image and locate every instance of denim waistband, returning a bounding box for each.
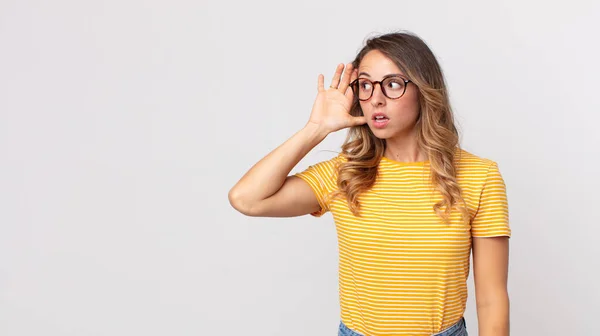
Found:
[338,316,467,336]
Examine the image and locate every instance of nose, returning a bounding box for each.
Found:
[370,82,386,107]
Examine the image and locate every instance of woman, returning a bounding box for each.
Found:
[228,31,510,336]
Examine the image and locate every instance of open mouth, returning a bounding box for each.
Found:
[372,113,390,128]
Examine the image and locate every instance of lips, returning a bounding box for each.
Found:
[372,112,389,121]
[371,112,390,129]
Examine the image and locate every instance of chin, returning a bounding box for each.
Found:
[370,126,413,140]
[369,127,394,139]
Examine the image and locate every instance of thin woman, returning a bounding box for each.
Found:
[229,31,510,336]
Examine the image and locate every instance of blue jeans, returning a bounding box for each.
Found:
[338,317,468,336]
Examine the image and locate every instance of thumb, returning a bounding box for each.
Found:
[351,116,368,126]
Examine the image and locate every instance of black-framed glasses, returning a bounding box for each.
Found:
[350,76,412,101]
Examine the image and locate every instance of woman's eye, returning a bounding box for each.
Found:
[388,81,402,89]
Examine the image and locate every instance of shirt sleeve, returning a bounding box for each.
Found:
[293,155,341,217]
[471,162,512,238]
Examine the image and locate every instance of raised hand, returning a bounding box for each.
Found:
[306,63,367,135]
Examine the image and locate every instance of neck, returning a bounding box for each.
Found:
[383,132,427,163]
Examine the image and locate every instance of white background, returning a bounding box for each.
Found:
[1,0,599,335]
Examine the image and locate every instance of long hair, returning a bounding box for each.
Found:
[331,31,469,224]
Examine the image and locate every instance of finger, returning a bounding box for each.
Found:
[338,63,353,92]
[317,74,324,92]
[344,69,358,96]
[345,69,358,98]
[350,68,358,83]
[329,63,344,89]
[345,84,354,100]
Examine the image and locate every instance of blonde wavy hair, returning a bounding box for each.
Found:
[330,31,469,224]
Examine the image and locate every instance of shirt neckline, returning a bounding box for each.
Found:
[380,155,430,167]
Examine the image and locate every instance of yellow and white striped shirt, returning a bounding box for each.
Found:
[294,148,510,335]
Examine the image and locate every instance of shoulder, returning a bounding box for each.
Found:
[455,148,496,167]
[455,148,503,182]
[312,152,346,169]
[295,152,345,180]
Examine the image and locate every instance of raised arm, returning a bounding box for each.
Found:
[228,63,365,217]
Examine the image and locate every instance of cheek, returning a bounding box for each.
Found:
[389,100,420,120]
[404,90,421,116]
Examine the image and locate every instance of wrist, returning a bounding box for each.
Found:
[302,122,330,142]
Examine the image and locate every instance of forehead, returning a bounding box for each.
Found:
[358,50,405,77]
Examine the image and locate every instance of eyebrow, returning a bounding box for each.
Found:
[358,72,405,79]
